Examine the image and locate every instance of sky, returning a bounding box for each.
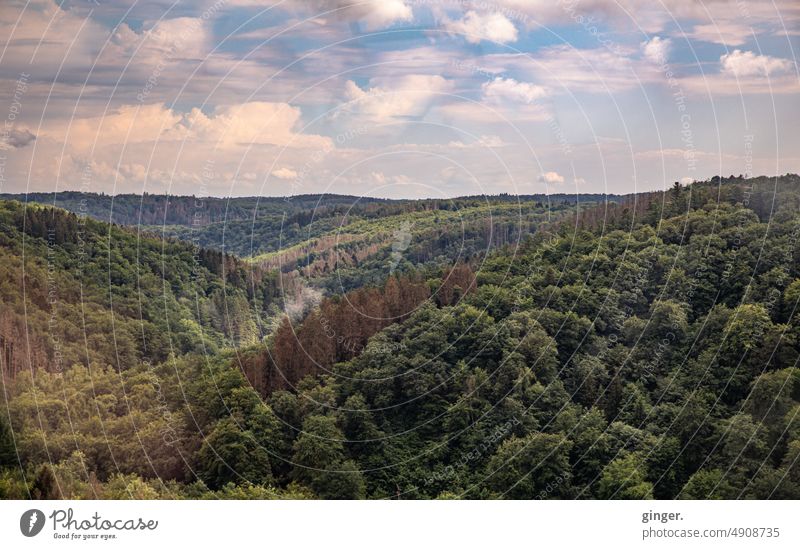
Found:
[0,0,798,199]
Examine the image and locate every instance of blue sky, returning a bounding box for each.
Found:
[1,0,798,198]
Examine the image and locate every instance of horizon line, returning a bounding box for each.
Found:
[1,173,793,202]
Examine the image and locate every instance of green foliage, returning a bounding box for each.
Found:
[291,415,365,499]
[196,418,273,489]
[597,454,654,500]
[2,175,800,499]
[487,433,573,499]
[0,415,16,468]
[0,200,290,379]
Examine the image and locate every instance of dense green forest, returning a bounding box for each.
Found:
[2,175,800,499]
[0,191,619,258]
[0,199,303,376]
[0,192,385,227]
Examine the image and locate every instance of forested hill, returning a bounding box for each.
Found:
[220,173,800,499]
[0,190,584,382]
[0,199,299,377]
[0,192,622,259]
[0,192,604,294]
[0,192,383,227]
[0,192,620,229]
[1,174,800,500]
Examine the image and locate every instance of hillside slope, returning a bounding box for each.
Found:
[2,192,619,259]
[240,175,800,499]
[1,175,799,500]
[0,199,298,377]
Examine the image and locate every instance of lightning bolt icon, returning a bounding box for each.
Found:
[28,511,38,533]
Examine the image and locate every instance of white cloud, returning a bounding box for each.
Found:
[135,17,209,59]
[184,102,331,148]
[434,77,549,123]
[41,104,181,152]
[279,0,412,30]
[370,171,387,184]
[435,101,547,124]
[40,102,331,153]
[443,10,518,44]
[476,135,507,147]
[720,49,793,76]
[271,167,298,180]
[343,75,452,121]
[0,0,109,77]
[2,0,799,197]
[677,49,798,94]
[482,77,548,104]
[447,135,507,148]
[516,46,656,94]
[359,0,413,29]
[641,36,672,64]
[538,171,565,184]
[685,22,753,46]
[491,0,800,34]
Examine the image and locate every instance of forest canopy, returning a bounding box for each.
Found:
[1,174,799,500]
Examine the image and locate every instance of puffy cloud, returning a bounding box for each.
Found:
[482,77,548,104]
[113,17,210,61]
[343,75,452,121]
[676,49,798,94]
[358,0,413,29]
[42,102,330,152]
[720,49,793,77]
[0,3,210,89]
[271,167,298,180]
[276,0,412,30]
[41,104,183,152]
[245,0,800,36]
[641,36,672,64]
[538,171,565,184]
[184,102,331,148]
[1,0,798,197]
[443,10,519,44]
